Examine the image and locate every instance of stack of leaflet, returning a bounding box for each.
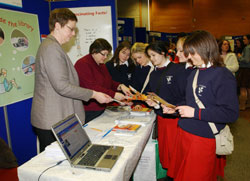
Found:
[113,123,141,136]
[115,115,152,127]
[130,107,153,116]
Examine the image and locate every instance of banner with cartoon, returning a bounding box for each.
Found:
[0,8,40,106]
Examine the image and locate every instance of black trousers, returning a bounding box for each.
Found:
[33,126,56,152]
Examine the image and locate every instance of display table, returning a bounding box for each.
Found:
[18,109,156,181]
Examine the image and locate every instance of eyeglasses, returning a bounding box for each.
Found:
[99,52,109,57]
[65,25,76,32]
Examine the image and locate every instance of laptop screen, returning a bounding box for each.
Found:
[52,114,90,159]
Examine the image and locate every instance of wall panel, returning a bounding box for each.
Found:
[193,0,250,38]
[150,0,193,33]
[150,0,250,38]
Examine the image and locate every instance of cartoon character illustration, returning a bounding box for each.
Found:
[22,56,35,75]
[0,68,21,94]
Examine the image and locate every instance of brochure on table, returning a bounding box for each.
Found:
[115,114,153,127]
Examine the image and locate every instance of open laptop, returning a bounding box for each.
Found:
[51,113,124,171]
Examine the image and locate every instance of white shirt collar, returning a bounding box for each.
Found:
[147,61,154,67]
[155,57,171,70]
[200,61,212,68]
[114,60,129,67]
[141,61,154,68]
[185,62,193,69]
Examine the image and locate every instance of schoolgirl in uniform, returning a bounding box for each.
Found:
[130,42,154,93]
[145,41,187,174]
[106,41,136,86]
[161,36,194,113]
[163,30,239,180]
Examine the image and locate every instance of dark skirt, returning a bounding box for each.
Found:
[237,67,250,88]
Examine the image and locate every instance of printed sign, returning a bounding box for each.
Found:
[0,8,40,106]
[62,6,113,65]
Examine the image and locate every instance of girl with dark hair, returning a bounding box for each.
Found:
[234,38,245,57]
[163,30,239,180]
[106,41,136,86]
[145,41,187,179]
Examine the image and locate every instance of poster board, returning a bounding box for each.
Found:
[0,8,40,106]
[0,0,22,8]
[117,18,135,44]
[62,6,113,65]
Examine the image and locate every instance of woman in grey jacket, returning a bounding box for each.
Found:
[31,8,112,152]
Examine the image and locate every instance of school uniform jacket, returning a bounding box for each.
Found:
[130,65,152,93]
[149,61,187,117]
[106,61,134,86]
[178,67,239,138]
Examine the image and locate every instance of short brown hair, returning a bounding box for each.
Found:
[89,38,112,54]
[49,8,77,32]
[183,30,224,67]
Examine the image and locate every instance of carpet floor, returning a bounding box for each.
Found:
[224,108,250,181]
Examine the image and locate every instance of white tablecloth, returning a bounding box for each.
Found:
[18,110,156,181]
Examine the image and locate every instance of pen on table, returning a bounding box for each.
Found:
[102,128,113,139]
[83,124,102,132]
[91,127,103,132]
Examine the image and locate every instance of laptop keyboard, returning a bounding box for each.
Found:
[79,145,111,166]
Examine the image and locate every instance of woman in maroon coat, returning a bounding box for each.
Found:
[75,38,132,123]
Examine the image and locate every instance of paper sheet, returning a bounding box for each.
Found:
[133,139,157,181]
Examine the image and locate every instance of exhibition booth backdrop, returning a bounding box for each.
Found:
[0,0,117,166]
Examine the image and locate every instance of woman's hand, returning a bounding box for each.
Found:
[92,91,112,104]
[161,104,176,114]
[114,92,126,101]
[175,105,195,118]
[145,99,159,109]
[118,84,133,96]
